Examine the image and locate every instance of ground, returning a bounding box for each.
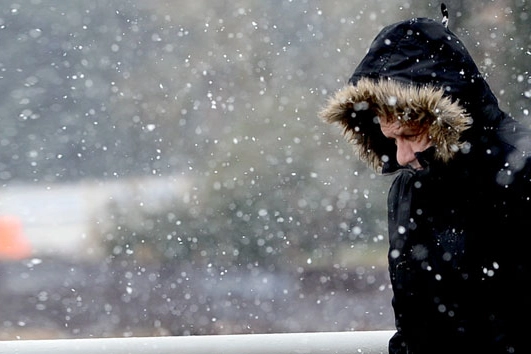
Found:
[0,257,394,340]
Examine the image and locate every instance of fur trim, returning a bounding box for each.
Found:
[319,77,472,171]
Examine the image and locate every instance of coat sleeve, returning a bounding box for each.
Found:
[388,330,408,354]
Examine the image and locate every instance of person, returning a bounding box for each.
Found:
[319,4,531,354]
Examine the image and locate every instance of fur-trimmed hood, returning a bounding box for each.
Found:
[319,17,507,173]
[320,77,472,172]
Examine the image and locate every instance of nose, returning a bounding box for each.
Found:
[395,140,418,167]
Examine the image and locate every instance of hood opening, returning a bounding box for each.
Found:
[319,78,472,173]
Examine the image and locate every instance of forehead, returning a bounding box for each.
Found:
[379,118,425,136]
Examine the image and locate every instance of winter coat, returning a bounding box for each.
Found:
[319,16,531,354]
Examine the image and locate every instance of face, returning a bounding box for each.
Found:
[379,117,432,170]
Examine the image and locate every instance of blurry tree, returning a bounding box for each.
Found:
[499,0,531,121]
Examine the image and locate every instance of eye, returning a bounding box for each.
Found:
[401,133,421,142]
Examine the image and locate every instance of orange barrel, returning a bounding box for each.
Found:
[0,215,32,260]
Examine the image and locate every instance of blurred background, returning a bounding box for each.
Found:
[0,0,529,340]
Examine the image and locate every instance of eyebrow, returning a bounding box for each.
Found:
[397,125,422,135]
[380,121,426,140]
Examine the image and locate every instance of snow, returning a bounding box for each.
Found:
[0,0,528,341]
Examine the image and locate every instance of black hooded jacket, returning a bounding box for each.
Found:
[320,16,531,354]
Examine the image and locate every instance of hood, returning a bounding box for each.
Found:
[320,77,472,172]
[319,16,505,173]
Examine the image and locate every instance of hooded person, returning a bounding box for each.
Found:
[319,4,531,354]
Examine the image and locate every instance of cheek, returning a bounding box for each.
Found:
[407,130,431,152]
[416,135,432,151]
